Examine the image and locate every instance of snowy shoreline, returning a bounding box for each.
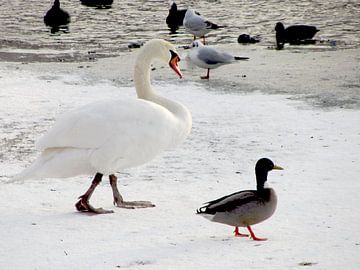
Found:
[1,46,360,269]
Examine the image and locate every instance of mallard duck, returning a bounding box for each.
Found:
[197,158,283,241]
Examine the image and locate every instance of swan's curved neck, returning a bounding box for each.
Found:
[134,50,154,99]
[132,45,192,144]
[133,49,181,114]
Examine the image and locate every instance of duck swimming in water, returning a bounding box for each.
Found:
[275,22,319,49]
[44,0,70,33]
[197,158,283,241]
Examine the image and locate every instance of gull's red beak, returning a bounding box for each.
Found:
[169,50,183,79]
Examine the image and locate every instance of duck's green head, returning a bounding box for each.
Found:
[256,158,283,172]
[255,158,283,189]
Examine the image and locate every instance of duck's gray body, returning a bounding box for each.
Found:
[197,158,283,240]
[198,188,277,227]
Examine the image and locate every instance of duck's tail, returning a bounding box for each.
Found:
[234,56,249,61]
[196,206,215,221]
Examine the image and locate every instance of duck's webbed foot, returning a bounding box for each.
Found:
[110,174,156,209]
[247,226,267,241]
[234,227,249,237]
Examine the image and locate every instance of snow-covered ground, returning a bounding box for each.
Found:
[0,47,360,269]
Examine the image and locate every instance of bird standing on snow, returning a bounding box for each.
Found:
[197,158,283,241]
[275,22,319,49]
[183,8,223,44]
[16,39,192,214]
[44,0,70,33]
[187,40,249,79]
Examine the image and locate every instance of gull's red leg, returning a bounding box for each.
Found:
[201,69,210,79]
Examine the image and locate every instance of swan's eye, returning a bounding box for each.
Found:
[169,50,180,62]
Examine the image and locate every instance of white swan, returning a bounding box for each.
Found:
[17,39,192,214]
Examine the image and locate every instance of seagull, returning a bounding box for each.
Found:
[187,40,249,79]
[275,22,319,49]
[43,0,70,33]
[197,158,284,241]
[183,8,223,44]
[16,39,192,214]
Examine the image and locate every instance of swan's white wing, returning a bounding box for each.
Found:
[36,99,175,152]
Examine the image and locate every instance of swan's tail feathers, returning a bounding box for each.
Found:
[234,56,249,61]
[14,148,94,181]
[14,164,39,182]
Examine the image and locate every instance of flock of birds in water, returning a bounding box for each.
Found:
[20,0,320,240]
[44,1,320,79]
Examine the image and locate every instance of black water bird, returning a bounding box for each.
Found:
[275,22,319,49]
[197,158,284,241]
[44,0,70,33]
[166,2,187,33]
[237,34,260,44]
[80,0,113,9]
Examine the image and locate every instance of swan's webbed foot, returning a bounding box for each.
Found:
[114,199,155,209]
[75,173,113,214]
[75,196,114,214]
[110,174,155,209]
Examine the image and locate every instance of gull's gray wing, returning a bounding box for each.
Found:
[197,47,234,65]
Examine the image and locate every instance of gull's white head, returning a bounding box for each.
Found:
[191,40,204,48]
[185,8,195,18]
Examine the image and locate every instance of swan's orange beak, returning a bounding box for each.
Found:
[169,51,183,79]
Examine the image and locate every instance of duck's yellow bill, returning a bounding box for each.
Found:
[273,165,284,170]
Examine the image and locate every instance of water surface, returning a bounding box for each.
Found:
[0,0,359,61]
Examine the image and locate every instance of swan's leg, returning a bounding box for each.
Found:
[202,36,206,45]
[75,173,114,214]
[109,174,155,209]
[234,227,249,237]
[201,69,210,79]
[246,226,267,241]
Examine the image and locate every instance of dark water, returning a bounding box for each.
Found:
[0,0,359,61]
